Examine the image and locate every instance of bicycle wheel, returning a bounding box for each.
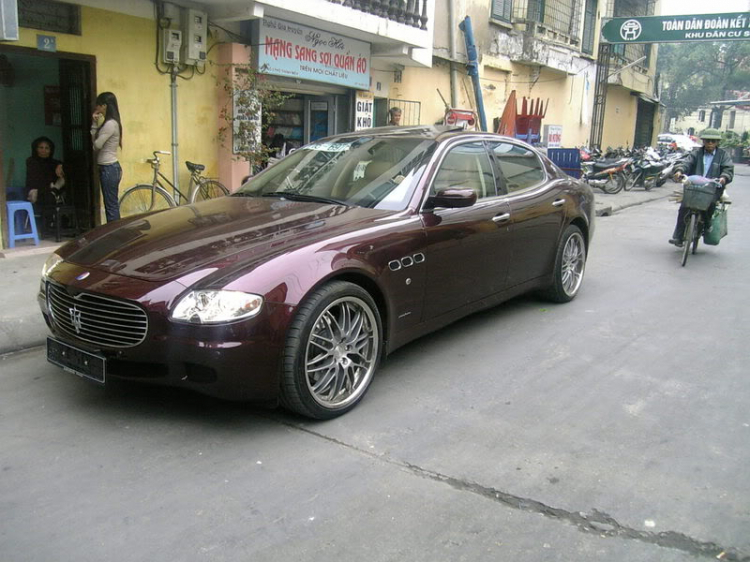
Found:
[190,179,229,203]
[119,184,174,218]
[691,218,701,255]
[681,213,696,267]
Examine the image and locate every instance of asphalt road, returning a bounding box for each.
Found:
[1,174,748,561]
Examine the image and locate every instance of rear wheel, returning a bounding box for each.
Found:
[190,179,229,203]
[280,281,382,419]
[541,225,586,303]
[681,213,697,267]
[119,184,173,218]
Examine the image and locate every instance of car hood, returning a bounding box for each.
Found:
[64,196,393,282]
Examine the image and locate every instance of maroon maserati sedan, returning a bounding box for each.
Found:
[39,126,594,419]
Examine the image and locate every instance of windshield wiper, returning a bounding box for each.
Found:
[261,192,347,206]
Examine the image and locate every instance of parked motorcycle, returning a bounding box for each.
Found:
[624,147,667,191]
[581,150,630,194]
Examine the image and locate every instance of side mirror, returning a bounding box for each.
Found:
[428,188,477,209]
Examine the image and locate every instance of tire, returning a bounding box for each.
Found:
[692,218,701,255]
[681,213,696,267]
[541,225,587,303]
[119,184,173,218]
[190,179,229,203]
[280,281,382,419]
[623,169,636,191]
[603,173,624,194]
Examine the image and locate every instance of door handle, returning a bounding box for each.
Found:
[552,198,566,207]
[492,213,511,223]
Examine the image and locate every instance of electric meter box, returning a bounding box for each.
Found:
[181,9,207,65]
[0,0,19,41]
[162,28,182,64]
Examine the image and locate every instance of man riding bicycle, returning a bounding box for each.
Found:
[670,128,734,247]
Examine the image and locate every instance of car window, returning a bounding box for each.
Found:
[236,137,436,211]
[431,142,496,199]
[489,142,545,192]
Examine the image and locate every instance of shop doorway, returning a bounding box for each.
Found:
[633,97,656,148]
[0,45,97,244]
[262,93,351,154]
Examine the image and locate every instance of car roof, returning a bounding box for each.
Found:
[323,125,532,146]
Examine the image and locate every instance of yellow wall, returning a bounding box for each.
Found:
[601,87,638,148]
[10,6,226,223]
[390,60,595,148]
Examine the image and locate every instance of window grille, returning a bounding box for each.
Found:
[387,99,421,126]
[512,0,581,41]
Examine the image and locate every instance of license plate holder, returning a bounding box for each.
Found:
[47,337,106,384]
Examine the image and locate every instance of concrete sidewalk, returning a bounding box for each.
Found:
[0,179,714,355]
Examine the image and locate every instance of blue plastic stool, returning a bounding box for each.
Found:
[6,201,40,248]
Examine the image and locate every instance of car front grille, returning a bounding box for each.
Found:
[47,282,148,348]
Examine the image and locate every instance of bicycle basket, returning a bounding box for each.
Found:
[682,181,718,211]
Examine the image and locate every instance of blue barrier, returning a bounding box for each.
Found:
[547,148,582,179]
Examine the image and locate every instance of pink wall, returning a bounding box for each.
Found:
[217,43,252,192]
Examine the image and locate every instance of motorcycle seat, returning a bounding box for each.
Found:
[592,159,625,171]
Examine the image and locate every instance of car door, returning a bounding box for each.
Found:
[421,141,513,321]
[488,141,566,287]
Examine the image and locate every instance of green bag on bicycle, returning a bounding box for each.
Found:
[703,207,728,246]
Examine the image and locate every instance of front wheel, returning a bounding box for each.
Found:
[541,225,587,303]
[190,179,229,203]
[603,173,624,194]
[692,217,701,255]
[681,213,697,267]
[119,184,174,218]
[280,281,382,419]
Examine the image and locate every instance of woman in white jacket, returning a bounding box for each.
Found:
[91,91,123,222]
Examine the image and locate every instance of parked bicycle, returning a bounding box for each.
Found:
[119,151,229,217]
[676,176,730,267]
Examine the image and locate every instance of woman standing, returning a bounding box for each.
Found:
[91,92,123,222]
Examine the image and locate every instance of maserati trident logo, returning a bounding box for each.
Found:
[69,306,83,334]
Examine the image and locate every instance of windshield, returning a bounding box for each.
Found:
[235,136,436,211]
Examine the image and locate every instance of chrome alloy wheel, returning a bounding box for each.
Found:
[561,232,586,297]
[304,296,379,409]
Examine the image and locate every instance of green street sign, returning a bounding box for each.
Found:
[601,12,750,43]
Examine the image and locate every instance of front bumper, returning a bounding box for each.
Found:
[39,264,292,402]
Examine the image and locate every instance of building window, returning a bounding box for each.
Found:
[729,110,736,129]
[19,0,81,35]
[698,110,706,122]
[491,0,512,23]
[582,0,597,54]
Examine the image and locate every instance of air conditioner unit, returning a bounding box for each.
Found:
[0,0,19,41]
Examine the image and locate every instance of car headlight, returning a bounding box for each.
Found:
[42,253,64,279]
[171,290,263,324]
